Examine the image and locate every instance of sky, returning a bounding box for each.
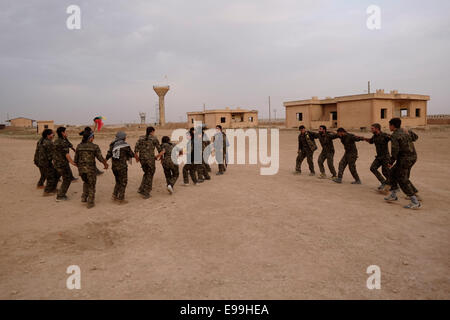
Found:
[1,0,449,125]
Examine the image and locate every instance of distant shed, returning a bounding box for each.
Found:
[37,120,55,134]
[7,117,35,128]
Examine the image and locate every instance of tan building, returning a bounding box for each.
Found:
[187,108,258,129]
[284,90,430,130]
[37,120,55,134]
[7,117,35,128]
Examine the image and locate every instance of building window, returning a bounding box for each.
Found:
[296,113,303,121]
[249,116,254,122]
[331,112,338,121]
[221,117,226,123]
[191,118,194,123]
[381,108,387,119]
[415,108,421,117]
[240,116,244,122]
[400,109,409,118]
[44,125,49,129]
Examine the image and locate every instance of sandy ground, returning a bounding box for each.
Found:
[0,128,449,300]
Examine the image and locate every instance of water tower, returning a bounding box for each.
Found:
[153,85,170,126]
[139,112,146,125]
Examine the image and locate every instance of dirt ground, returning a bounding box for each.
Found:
[0,127,449,300]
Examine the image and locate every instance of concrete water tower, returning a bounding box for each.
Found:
[153,85,170,126]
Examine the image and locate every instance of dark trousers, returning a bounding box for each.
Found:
[56,165,72,197]
[37,166,47,186]
[80,171,97,204]
[318,151,336,177]
[296,150,315,173]
[113,167,128,200]
[338,154,360,181]
[44,165,59,193]
[390,158,418,196]
[138,161,155,196]
[370,157,390,184]
[163,165,179,187]
[183,164,197,184]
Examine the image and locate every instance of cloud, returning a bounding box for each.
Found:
[0,0,449,124]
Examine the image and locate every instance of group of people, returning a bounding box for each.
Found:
[33,124,229,209]
[294,117,421,209]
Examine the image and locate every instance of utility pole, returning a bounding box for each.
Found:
[203,103,206,112]
[274,109,277,120]
[268,96,271,122]
[368,81,371,94]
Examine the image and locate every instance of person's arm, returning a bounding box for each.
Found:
[95,145,109,169]
[389,136,399,166]
[408,130,418,142]
[134,140,140,163]
[74,148,79,166]
[298,134,302,152]
[365,135,374,144]
[66,153,77,167]
[329,132,339,140]
[105,145,113,161]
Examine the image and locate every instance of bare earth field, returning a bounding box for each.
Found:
[0,128,449,299]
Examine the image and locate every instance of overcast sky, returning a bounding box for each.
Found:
[1,0,449,124]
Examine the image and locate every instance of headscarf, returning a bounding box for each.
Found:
[112,131,129,159]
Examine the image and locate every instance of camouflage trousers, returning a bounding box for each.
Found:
[390,158,418,196]
[163,164,179,187]
[370,157,390,184]
[55,165,72,197]
[183,163,198,184]
[80,170,97,204]
[216,151,227,173]
[196,163,210,181]
[296,150,315,173]
[338,153,360,181]
[37,166,47,187]
[318,151,336,177]
[138,161,155,197]
[43,165,59,193]
[112,167,128,200]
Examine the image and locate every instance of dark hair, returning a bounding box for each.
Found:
[57,126,66,138]
[82,131,93,143]
[162,136,170,144]
[42,128,53,139]
[146,126,155,137]
[319,125,327,131]
[79,126,92,136]
[337,127,346,133]
[216,125,222,131]
[372,123,381,130]
[389,118,402,128]
[299,125,305,130]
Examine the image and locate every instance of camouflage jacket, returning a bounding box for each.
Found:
[339,133,364,157]
[310,132,338,153]
[368,132,391,159]
[34,138,44,166]
[390,129,418,164]
[106,143,134,170]
[36,138,54,168]
[298,132,317,152]
[161,142,180,168]
[134,135,162,163]
[53,137,71,168]
[74,142,105,173]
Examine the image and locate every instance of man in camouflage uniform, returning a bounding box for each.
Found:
[213,125,228,175]
[199,127,212,181]
[34,135,47,188]
[74,131,108,208]
[37,129,59,195]
[106,131,134,204]
[332,128,364,184]
[310,125,338,179]
[160,136,180,193]
[295,125,317,176]
[183,128,198,185]
[134,126,162,199]
[53,127,77,201]
[384,118,421,209]
[364,123,391,190]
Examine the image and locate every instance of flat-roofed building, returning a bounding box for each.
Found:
[7,117,35,128]
[187,107,258,129]
[37,120,54,134]
[284,90,430,130]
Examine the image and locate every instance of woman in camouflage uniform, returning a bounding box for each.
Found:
[74,131,108,209]
[106,131,134,204]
